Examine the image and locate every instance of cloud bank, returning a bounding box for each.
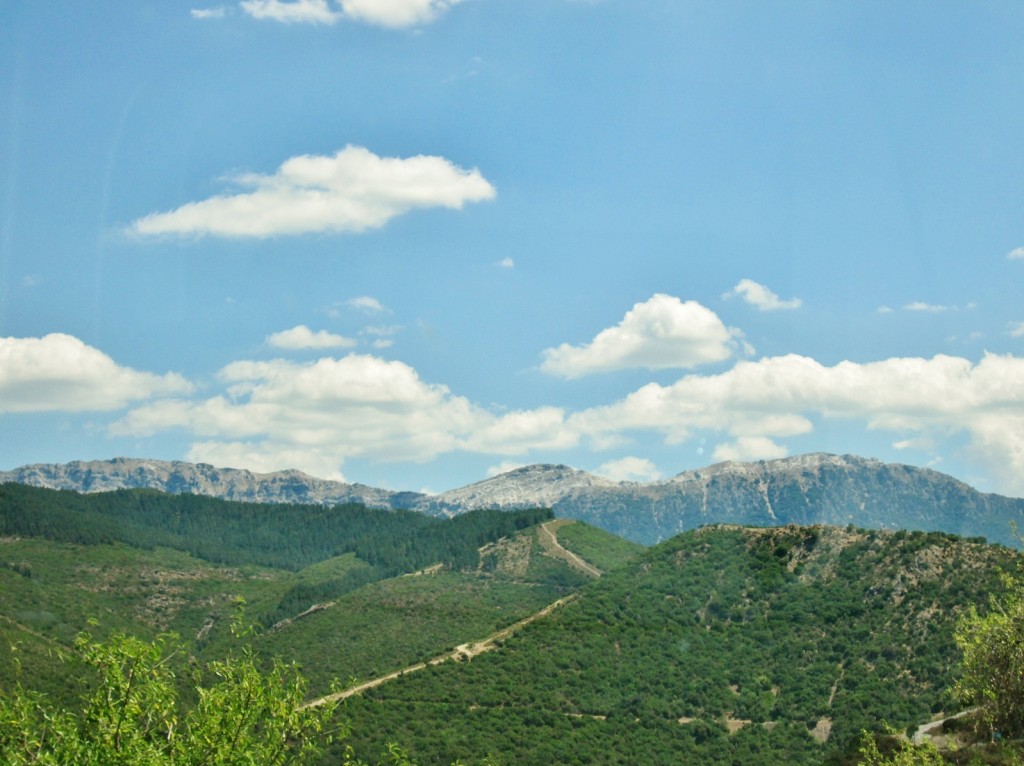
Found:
[571,352,1024,495]
[129,146,495,238]
[8,322,1024,497]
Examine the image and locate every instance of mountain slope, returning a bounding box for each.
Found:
[429,454,1024,546]
[0,457,426,509]
[5,453,1023,546]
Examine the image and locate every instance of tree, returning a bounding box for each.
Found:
[953,571,1024,739]
[0,621,340,765]
[857,733,946,766]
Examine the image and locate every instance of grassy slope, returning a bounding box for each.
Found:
[553,519,647,572]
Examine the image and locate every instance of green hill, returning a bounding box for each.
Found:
[0,485,641,706]
[332,525,1018,765]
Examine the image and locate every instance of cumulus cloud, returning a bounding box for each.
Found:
[0,334,191,414]
[723,279,802,311]
[129,145,496,239]
[266,325,356,350]
[239,0,462,27]
[464,407,578,455]
[540,294,741,379]
[239,0,340,23]
[1010,321,1024,338]
[1007,247,1024,260]
[594,456,661,483]
[339,0,463,28]
[499,257,515,269]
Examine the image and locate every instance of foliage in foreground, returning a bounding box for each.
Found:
[954,572,1024,740]
[0,619,339,765]
[857,734,947,766]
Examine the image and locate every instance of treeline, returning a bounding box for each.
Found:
[0,482,549,578]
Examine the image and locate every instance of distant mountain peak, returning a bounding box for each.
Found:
[3,452,1022,546]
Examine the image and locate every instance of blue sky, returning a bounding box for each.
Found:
[2,1,1023,496]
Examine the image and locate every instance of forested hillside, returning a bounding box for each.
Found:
[4,483,1021,764]
[333,525,1017,765]
[0,485,624,706]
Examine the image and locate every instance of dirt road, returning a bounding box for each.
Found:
[303,593,578,709]
[538,520,603,578]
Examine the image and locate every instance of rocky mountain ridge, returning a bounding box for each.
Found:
[0,457,426,510]
[3,453,1022,546]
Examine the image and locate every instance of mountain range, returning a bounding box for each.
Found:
[3,452,1023,546]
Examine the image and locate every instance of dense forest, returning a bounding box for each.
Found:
[2,484,1023,764]
[0,483,553,628]
[332,526,1019,765]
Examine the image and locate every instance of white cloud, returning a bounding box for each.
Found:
[114,355,485,460]
[1007,247,1024,260]
[239,0,462,27]
[339,0,463,28]
[191,7,227,18]
[464,407,578,455]
[239,0,340,24]
[904,301,953,313]
[348,296,385,313]
[187,441,348,481]
[1009,321,1024,338]
[540,294,741,379]
[266,325,356,350]
[723,279,802,311]
[0,334,191,414]
[877,305,894,314]
[571,352,1024,496]
[499,257,515,269]
[129,145,496,239]
[593,456,661,483]
[712,436,788,463]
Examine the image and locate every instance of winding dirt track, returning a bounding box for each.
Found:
[302,594,578,709]
[537,520,603,578]
[303,522,600,709]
